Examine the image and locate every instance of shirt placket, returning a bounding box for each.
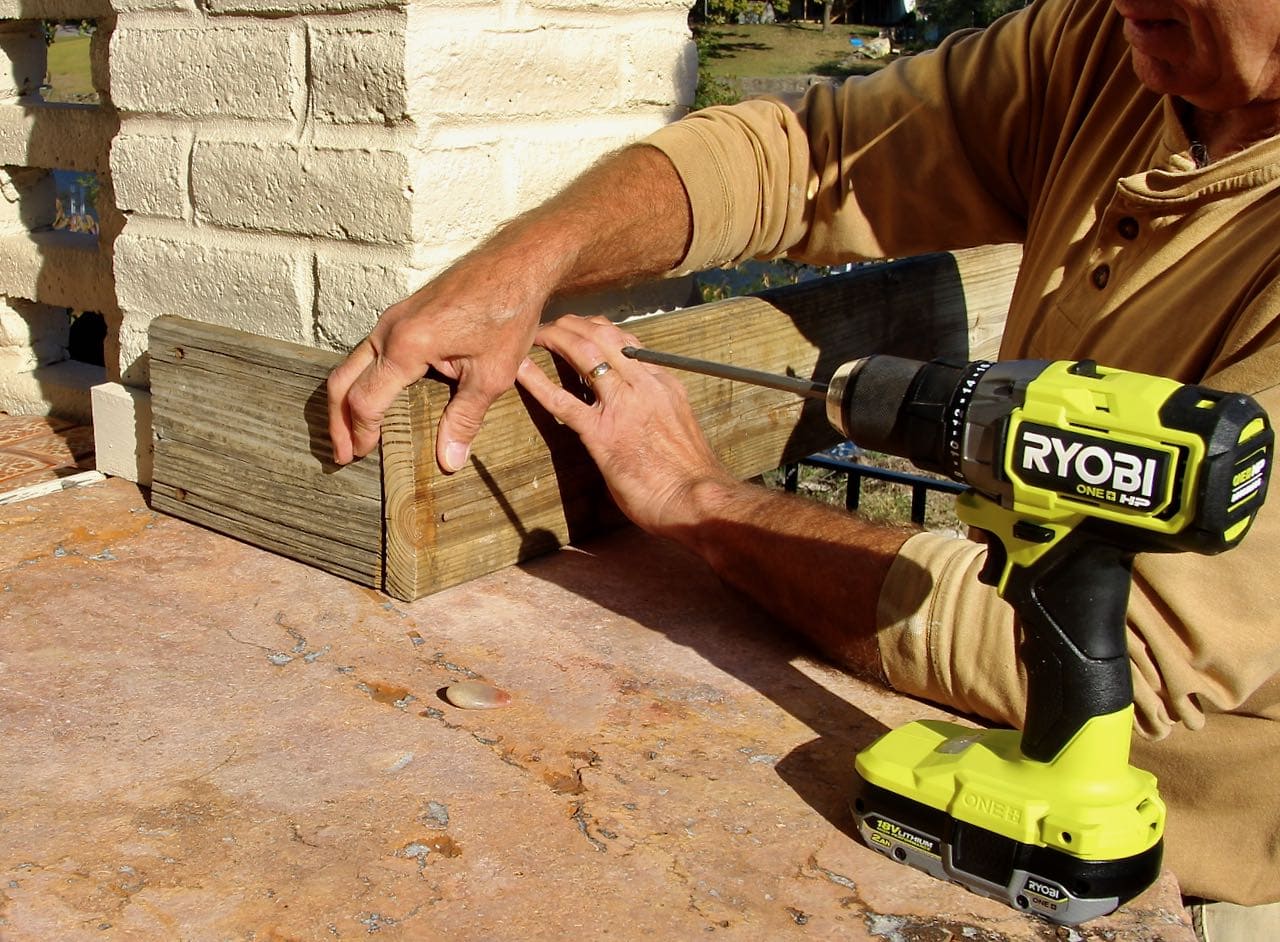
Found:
[1055,185,1154,332]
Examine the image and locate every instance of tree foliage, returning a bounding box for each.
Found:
[703,0,757,24]
[916,0,1027,36]
[692,27,742,110]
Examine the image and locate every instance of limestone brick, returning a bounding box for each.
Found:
[207,0,398,13]
[0,102,115,173]
[405,24,625,118]
[625,23,697,106]
[498,121,665,215]
[309,17,407,125]
[408,137,507,244]
[91,381,153,484]
[0,298,68,369]
[110,22,299,120]
[115,309,154,386]
[114,229,311,344]
[9,0,697,428]
[0,231,115,312]
[0,360,100,422]
[314,251,419,350]
[192,140,413,244]
[0,347,40,375]
[89,18,114,103]
[109,0,197,11]
[0,167,56,235]
[110,132,189,219]
[0,0,112,20]
[91,174,127,260]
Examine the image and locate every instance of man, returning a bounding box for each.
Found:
[328,1,1280,933]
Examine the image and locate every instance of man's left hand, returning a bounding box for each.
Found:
[516,315,737,539]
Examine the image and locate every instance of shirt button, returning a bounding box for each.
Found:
[1118,216,1140,240]
[1091,264,1111,289]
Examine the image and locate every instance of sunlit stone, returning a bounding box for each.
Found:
[443,680,512,710]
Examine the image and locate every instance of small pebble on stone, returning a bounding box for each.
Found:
[442,680,512,710]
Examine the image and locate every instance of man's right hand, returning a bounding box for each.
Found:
[326,247,553,471]
[325,144,694,472]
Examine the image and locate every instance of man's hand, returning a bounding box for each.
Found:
[326,248,551,471]
[325,144,694,472]
[516,315,738,538]
[517,314,907,681]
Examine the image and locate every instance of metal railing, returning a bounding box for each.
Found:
[782,445,966,525]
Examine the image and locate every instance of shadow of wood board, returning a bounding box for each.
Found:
[148,244,1019,601]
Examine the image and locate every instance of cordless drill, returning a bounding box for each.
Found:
[623,347,1273,924]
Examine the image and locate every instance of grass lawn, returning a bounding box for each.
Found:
[45,34,97,103]
[697,21,890,81]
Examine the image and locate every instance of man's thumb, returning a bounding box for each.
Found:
[436,387,492,473]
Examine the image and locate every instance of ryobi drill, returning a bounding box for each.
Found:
[623,347,1273,924]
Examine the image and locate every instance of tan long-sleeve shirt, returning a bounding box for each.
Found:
[646,0,1280,905]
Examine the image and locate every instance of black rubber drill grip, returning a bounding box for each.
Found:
[1000,533,1135,762]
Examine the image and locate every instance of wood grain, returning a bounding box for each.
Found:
[149,316,383,586]
[383,245,1020,599]
[148,244,1020,601]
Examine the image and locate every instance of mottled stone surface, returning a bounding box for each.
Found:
[0,416,94,491]
[0,479,1194,940]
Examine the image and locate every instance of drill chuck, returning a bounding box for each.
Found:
[827,356,927,458]
[828,355,995,482]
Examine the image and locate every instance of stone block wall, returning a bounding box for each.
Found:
[0,0,697,482]
[0,3,119,423]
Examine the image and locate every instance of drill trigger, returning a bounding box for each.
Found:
[978,533,1007,587]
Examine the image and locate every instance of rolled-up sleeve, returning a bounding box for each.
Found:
[641,0,1100,273]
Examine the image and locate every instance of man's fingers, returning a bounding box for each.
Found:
[516,357,594,433]
[535,316,640,384]
[341,353,420,462]
[327,377,356,465]
[327,338,410,465]
[435,371,511,472]
[327,341,376,465]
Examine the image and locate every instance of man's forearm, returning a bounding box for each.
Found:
[667,477,915,681]
[489,144,693,299]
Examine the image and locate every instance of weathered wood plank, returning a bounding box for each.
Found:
[383,245,1020,599]
[150,482,380,586]
[152,439,382,546]
[149,245,1019,601]
[150,316,384,586]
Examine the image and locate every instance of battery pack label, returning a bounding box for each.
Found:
[863,814,942,858]
[1021,874,1068,904]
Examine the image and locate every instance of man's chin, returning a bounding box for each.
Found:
[1128,53,1181,98]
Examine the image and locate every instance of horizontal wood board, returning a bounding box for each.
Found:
[383,245,1020,599]
[149,316,384,585]
[149,246,1018,600]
